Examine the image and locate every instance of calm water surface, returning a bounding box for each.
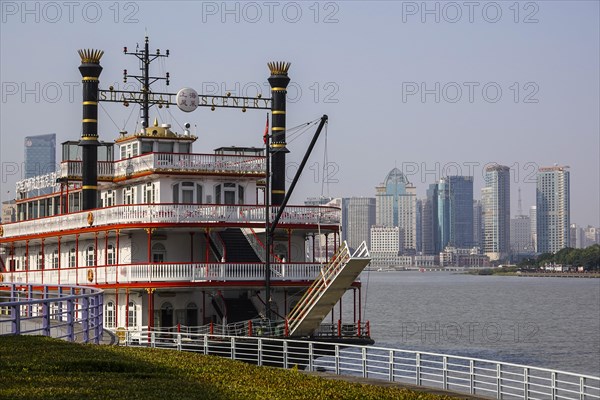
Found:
[347,272,600,376]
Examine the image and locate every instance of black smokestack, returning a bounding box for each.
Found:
[267,61,291,206]
[77,49,103,210]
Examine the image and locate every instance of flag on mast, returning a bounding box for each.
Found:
[263,113,269,144]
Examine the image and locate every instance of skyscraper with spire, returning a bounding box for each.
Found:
[374,168,417,253]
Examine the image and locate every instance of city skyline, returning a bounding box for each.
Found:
[1,2,598,227]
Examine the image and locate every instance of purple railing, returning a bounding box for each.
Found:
[0,283,104,344]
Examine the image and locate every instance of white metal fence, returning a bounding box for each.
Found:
[123,329,600,400]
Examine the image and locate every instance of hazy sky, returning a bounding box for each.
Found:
[1,1,598,226]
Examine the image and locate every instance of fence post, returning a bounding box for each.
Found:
[443,356,448,390]
[362,347,367,378]
[496,364,502,399]
[283,341,288,369]
[551,372,556,400]
[82,295,89,343]
[389,350,394,382]
[203,334,208,355]
[42,297,50,337]
[95,293,103,344]
[258,338,263,367]
[579,377,584,400]
[334,345,340,375]
[469,359,474,394]
[416,353,421,386]
[11,303,20,335]
[57,287,63,322]
[66,298,74,342]
[231,337,236,360]
[524,367,529,400]
[308,342,313,372]
[177,333,182,351]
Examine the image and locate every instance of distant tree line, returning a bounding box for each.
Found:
[518,244,600,271]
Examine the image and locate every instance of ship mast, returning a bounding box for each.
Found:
[123,36,170,129]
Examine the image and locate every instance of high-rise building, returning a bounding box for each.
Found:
[529,206,537,253]
[415,199,422,253]
[375,168,416,253]
[536,166,570,253]
[569,223,584,248]
[421,184,439,255]
[437,176,474,249]
[1,200,17,223]
[24,134,56,179]
[583,226,600,247]
[511,215,533,254]
[344,197,376,251]
[473,200,483,249]
[482,165,511,261]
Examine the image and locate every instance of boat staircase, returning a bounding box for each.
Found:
[218,228,262,262]
[224,297,260,323]
[286,241,371,337]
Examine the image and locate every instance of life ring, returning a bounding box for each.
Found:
[87,212,94,226]
[0,225,4,237]
[87,269,94,282]
[0,274,4,283]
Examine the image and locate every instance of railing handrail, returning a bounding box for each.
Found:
[121,329,600,400]
[0,283,104,344]
[1,203,341,228]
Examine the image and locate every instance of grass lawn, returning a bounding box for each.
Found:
[0,336,458,399]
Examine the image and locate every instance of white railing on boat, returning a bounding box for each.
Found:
[0,262,326,286]
[17,152,265,194]
[58,152,266,181]
[0,204,340,238]
[122,330,600,400]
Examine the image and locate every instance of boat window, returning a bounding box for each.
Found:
[132,142,139,156]
[128,301,137,327]
[107,244,116,265]
[52,249,59,269]
[141,141,153,154]
[157,142,174,153]
[143,183,156,204]
[123,186,136,205]
[105,301,116,329]
[179,143,190,154]
[69,248,76,268]
[214,183,243,205]
[86,245,96,267]
[152,243,166,263]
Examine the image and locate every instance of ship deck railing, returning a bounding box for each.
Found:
[121,328,600,400]
[0,204,340,238]
[121,319,371,344]
[0,261,339,286]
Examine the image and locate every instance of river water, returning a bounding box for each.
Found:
[347,272,600,376]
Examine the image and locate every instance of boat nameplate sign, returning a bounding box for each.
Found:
[98,89,272,110]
